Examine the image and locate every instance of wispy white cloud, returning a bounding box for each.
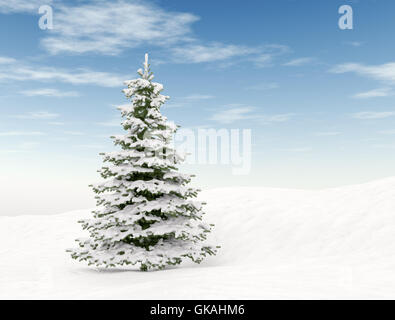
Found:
[248,44,290,67]
[352,111,395,119]
[40,1,198,55]
[11,111,59,120]
[171,43,289,66]
[96,118,121,127]
[0,56,16,64]
[182,94,214,100]
[171,43,257,64]
[165,94,214,108]
[331,62,395,85]
[20,88,80,97]
[112,103,132,110]
[210,105,294,125]
[345,41,364,47]
[0,56,125,87]
[0,0,51,13]
[258,113,294,124]
[352,87,392,99]
[283,57,315,67]
[0,1,291,69]
[0,131,45,136]
[210,106,255,124]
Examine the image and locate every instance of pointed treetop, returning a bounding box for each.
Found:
[143,53,149,79]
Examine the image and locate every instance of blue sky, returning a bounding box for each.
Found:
[1,0,395,215]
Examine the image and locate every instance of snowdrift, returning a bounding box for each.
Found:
[1,177,395,299]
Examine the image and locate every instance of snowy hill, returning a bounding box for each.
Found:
[1,177,395,299]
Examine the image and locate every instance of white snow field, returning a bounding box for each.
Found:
[1,177,395,299]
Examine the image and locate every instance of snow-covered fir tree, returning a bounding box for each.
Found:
[68,54,218,271]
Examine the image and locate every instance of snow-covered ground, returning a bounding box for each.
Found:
[1,177,395,299]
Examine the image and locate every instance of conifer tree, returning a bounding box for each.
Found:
[68,54,218,271]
